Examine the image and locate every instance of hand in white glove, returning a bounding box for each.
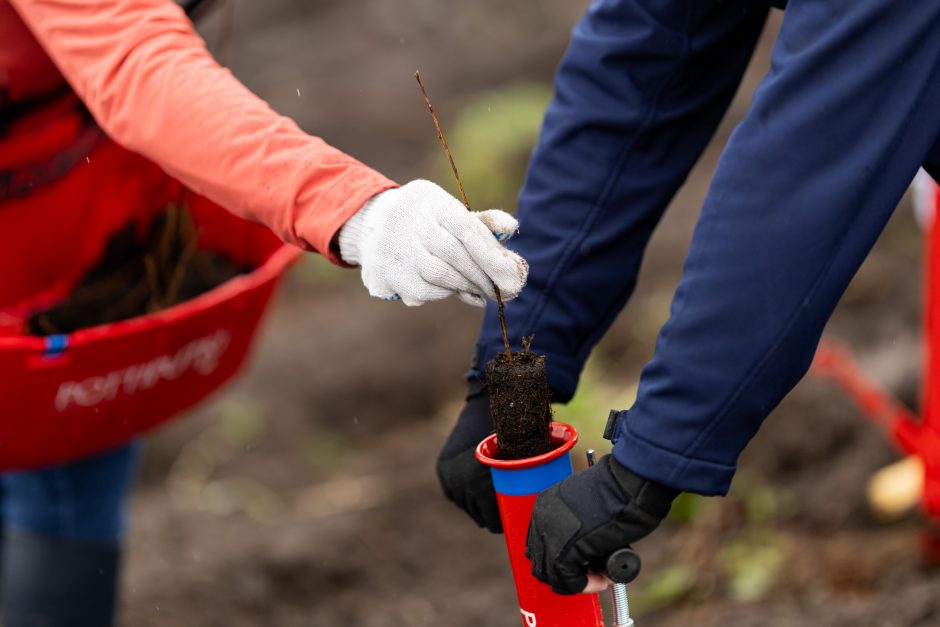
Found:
[337,180,528,307]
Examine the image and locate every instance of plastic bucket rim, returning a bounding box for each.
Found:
[0,243,300,351]
[475,422,579,470]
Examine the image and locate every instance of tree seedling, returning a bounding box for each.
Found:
[415,73,554,461]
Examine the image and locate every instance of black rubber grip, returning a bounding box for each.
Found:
[605,548,641,584]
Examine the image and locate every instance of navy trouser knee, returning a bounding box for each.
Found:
[0,442,140,543]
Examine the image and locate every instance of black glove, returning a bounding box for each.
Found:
[526,454,679,594]
[436,380,503,533]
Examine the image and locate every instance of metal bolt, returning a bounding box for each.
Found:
[586,449,597,467]
[610,582,634,627]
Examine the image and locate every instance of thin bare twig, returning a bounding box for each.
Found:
[165,225,203,308]
[143,255,161,313]
[414,70,512,357]
[522,335,534,354]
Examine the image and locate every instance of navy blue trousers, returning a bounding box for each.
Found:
[0,443,139,543]
[471,0,940,495]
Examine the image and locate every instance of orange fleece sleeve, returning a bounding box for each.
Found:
[9,0,397,264]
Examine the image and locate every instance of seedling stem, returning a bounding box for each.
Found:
[414,70,512,357]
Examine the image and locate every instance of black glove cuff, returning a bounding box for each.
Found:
[607,456,680,520]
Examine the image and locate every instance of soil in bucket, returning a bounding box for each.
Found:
[27,204,249,336]
[485,344,554,460]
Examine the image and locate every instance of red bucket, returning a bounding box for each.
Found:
[0,138,300,470]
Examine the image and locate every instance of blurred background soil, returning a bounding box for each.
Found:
[121,2,940,625]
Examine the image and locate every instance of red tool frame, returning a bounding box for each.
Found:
[810,171,940,553]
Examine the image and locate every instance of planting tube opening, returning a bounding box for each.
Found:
[476,422,579,470]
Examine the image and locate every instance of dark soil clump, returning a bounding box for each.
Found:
[485,350,553,460]
[27,205,249,336]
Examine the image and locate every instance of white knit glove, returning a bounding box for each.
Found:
[337,180,528,307]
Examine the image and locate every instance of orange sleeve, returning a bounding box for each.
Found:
[8,0,397,264]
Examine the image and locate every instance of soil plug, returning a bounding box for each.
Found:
[485,337,553,460]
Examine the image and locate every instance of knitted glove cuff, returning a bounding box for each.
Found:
[336,192,380,266]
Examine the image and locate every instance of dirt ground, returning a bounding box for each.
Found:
[119,3,940,626]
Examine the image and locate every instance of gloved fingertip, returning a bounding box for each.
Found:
[370,292,402,302]
[530,564,544,584]
[552,584,573,596]
[458,292,486,308]
[475,209,519,241]
[516,255,529,282]
[482,505,503,533]
[495,252,528,293]
[554,575,588,596]
[467,503,485,529]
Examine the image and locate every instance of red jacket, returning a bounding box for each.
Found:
[2,0,397,264]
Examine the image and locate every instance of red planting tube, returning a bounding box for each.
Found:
[476,423,604,627]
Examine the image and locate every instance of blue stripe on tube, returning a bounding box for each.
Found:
[490,453,574,497]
